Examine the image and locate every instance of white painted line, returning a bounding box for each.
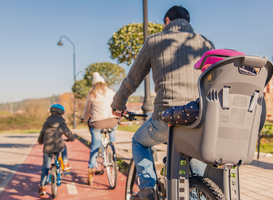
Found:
[67,182,78,195]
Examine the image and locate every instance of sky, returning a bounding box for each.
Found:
[1,0,273,104]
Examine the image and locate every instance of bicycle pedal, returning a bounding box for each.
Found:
[95,171,104,175]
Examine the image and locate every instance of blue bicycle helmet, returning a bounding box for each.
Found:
[50,104,65,114]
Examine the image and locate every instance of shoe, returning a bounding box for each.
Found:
[87,168,94,186]
[130,193,141,200]
[38,186,46,196]
[63,162,71,171]
[130,188,155,200]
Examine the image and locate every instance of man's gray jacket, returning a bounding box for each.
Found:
[111,19,215,120]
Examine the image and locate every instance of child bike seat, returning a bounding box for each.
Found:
[168,55,273,166]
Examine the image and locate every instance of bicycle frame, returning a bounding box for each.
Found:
[49,153,62,186]
[166,126,240,200]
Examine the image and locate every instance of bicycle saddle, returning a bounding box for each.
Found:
[100,128,113,134]
[49,152,59,157]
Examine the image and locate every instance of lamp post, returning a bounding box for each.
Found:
[57,35,77,129]
[141,0,153,115]
[76,71,85,80]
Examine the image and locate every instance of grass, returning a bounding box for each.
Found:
[0,129,40,134]
[1,114,272,154]
[69,122,140,133]
[0,114,45,132]
[258,121,273,154]
[67,122,89,130]
[257,138,273,154]
[117,158,127,173]
[117,124,140,132]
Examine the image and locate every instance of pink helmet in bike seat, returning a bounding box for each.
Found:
[194,49,245,73]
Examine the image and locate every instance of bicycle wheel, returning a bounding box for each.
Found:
[125,158,140,200]
[106,143,117,189]
[189,176,227,200]
[95,147,105,175]
[51,165,58,199]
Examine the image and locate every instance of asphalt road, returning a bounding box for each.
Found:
[0,133,39,195]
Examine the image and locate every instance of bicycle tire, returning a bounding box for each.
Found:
[51,165,58,199]
[189,176,227,200]
[106,143,117,189]
[125,158,139,200]
[95,148,105,175]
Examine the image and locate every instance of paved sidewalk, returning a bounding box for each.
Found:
[0,133,39,195]
[75,129,273,200]
[239,153,273,200]
[74,129,167,165]
[0,130,272,200]
[0,133,126,200]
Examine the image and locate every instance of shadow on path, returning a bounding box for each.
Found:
[249,159,273,170]
[4,135,38,139]
[0,143,34,148]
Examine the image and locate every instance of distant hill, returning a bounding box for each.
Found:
[0,95,146,113]
[0,95,59,113]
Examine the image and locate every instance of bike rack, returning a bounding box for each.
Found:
[167,126,190,200]
[204,164,240,200]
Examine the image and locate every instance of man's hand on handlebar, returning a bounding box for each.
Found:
[112,108,127,118]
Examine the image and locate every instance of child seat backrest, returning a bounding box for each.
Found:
[198,55,272,165]
[172,55,273,165]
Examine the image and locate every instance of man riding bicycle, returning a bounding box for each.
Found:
[111,5,215,200]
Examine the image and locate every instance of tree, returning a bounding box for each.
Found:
[108,22,164,66]
[57,92,75,123]
[72,62,126,99]
[72,79,90,99]
[24,99,50,120]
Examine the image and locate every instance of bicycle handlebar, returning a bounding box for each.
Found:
[123,111,148,121]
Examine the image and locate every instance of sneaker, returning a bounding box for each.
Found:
[38,186,46,196]
[130,188,155,200]
[63,162,71,171]
[130,193,141,200]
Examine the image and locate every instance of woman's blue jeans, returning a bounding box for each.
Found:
[40,146,68,186]
[132,118,169,190]
[88,125,117,169]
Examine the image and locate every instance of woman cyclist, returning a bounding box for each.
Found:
[81,72,118,185]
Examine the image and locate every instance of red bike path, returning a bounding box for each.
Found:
[0,137,127,200]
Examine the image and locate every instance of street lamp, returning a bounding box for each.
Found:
[76,71,85,80]
[57,35,77,129]
[141,0,153,115]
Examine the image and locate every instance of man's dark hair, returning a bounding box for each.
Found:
[164,5,190,24]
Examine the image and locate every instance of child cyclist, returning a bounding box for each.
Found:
[37,104,75,196]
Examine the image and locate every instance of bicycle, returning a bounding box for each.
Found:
[124,56,272,200]
[124,56,273,200]
[48,140,71,199]
[124,115,230,200]
[94,128,118,189]
[48,152,63,199]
